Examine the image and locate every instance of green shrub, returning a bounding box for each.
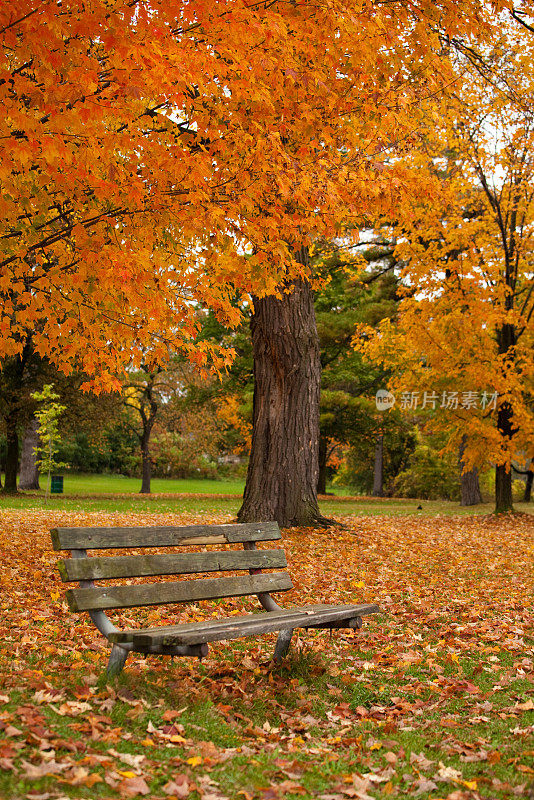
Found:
[394,444,460,500]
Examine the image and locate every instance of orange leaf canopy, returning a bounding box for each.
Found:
[359,16,534,470]
[0,0,509,386]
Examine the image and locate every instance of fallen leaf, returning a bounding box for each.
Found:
[20,759,67,778]
[117,775,151,797]
[515,699,534,711]
[163,774,189,797]
[413,777,438,793]
[4,725,23,737]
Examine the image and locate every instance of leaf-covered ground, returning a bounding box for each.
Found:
[0,509,532,800]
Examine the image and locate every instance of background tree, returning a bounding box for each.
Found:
[394,433,461,501]
[361,18,534,513]
[0,340,60,492]
[315,238,402,495]
[459,435,483,506]
[31,384,67,502]
[524,459,533,502]
[0,345,35,492]
[19,417,40,490]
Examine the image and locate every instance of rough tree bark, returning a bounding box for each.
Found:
[524,460,533,503]
[19,417,41,490]
[458,434,482,506]
[4,409,20,492]
[372,434,384,497]
[2,343,32,493]
[238,257,331,528]
[317,433,327,495]
[495,462,513,513]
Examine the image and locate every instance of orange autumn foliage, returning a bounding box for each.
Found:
[0,1,511,387]
[359,16,534,483]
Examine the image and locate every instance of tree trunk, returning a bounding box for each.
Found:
[458,434,482,506]
[372,434,384,497]
[4,408,19,492]
[494,322,516,513]
[317,433,327,495]
[19,417,41,490]
[494,400,515,513]
[140,429,152,494]
[238,264,330,528]
[1,341,33,494]
[524,460,533,503]
[136,378,158,495]
[495,464,513,513]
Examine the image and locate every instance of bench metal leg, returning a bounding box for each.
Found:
[273,628,293,662]
[107,644,129,677]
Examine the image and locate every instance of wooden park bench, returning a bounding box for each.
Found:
[51,521,379,676]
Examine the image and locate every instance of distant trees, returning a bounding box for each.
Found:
[118,359,228,493]
[31,385,67,501]
[361,17,534,514]
[315,238,404,496]
[121,364,163,494]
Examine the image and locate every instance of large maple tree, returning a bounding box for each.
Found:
[1,1,509,500]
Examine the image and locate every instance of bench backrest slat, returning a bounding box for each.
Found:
[51,522,280,551]
[66,572,292,612]
[58,548,287,582]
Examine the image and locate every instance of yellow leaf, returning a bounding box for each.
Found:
[186,756,202,767]
[462,780,478,790]
[117,770,137,778]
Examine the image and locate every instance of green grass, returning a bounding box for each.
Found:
[13,472,247,496]
[1,646,531,800]
[0,472,531,516]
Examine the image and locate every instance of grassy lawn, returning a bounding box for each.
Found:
[0,508,532,799]
[1,473,532,517]
[11,473,247,496]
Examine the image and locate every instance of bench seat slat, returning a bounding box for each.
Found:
[109,603,378,640]
[58,548,287,582]
[107,603,380,647]
[66,572,292,612]
[51,522,280,551]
